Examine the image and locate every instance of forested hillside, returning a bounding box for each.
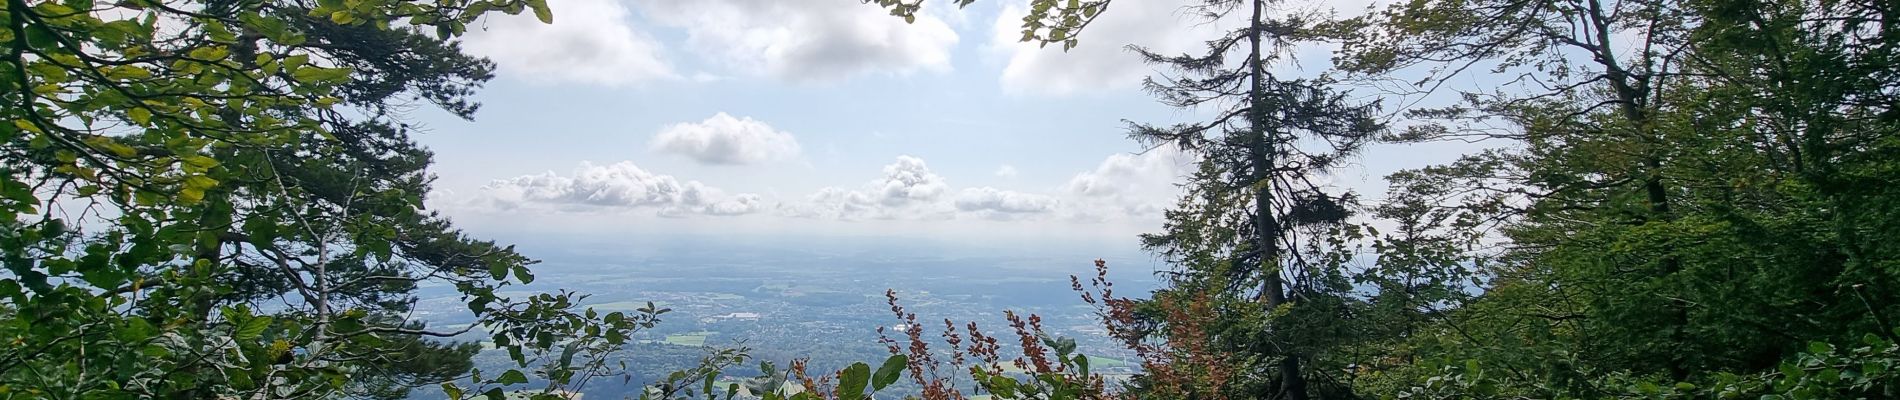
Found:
[3,0,1897,399]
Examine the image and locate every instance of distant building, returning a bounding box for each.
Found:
[701,312,763,323]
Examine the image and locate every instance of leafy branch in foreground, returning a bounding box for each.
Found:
[866,0,1110,50]
[0,0,646,397]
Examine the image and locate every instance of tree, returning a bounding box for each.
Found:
[885,0,1900,396]
[1112,1,1383,398]
[0,0,660,397]
[1331,0,1900,394]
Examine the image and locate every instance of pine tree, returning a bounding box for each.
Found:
[1125,1,1380,398]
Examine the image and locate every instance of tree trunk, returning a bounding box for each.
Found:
[1248,0,1306,398]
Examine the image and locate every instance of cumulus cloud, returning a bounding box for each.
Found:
[955,187,1059,215]
[702,194,765,216]
[784,156,953,220]
[650,113,802,165]
[990,1,1233,95]
[638,0,958,82]
[480,161,762,216]
[994,164,1019,178]
[462,0,674,86]
[1065,146,1192,197]
[1062,145,1196,220]
[871,156,949,205]
[777,148,1195,223]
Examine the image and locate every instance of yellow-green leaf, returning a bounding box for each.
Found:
[128,108,152,125]
[182,155,219,169]
[107,66,153,80]
[529,0,552,23]
[11,120,39,133]
[292,66,353,84]
[179,187,205,204]
[284,54,310,71]
[187,46,229,61]
[184,175,219,190]
[83,136,138,158]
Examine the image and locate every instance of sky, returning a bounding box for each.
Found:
[412,0,1476,246]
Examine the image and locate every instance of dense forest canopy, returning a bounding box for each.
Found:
[3,0,1898,399]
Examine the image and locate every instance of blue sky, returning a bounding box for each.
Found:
[412,0,1469,244]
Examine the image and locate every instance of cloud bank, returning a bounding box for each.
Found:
[479,161,764,216]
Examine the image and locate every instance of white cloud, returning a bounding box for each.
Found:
[1062,145,1196,220]
[650,113,802,165]
[463,0,674,86]
[784,156,953,220]
[461,144,1196,225]
[955,187,1059,215]
[775,148,1193,224]
[994,164,1019,178]
[638,0,958,82]
[700,194,766,216]
[479,161,762,216]
[990,1,1234,95]
[872,156,950,205]
[1065,146,1191,197]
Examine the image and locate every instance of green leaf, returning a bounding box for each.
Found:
[872,354,906,391]
[180,187,206,204]
[291,66,353,84]
[182,155,220,170]
[235,316,270,340]
[83,135,138,158]
[497,369,529,385]
[513,264,534,284]
[557,342,578,368]
[187,46,229,61]
[837,362,870,400]
[184,175,219,190]
[489,261,509,281]
[442,383,464,399]
[107,66,153,80]
[119,318,157,342]
[284,54,311,71]
[527,0,553,23]
[986,375,1019,398]
[128,108,152,125]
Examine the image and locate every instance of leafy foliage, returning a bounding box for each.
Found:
[1325,0,1900,395]
[870,0,1108,50]
[0,0,644,397]
[897,0,1900,398]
